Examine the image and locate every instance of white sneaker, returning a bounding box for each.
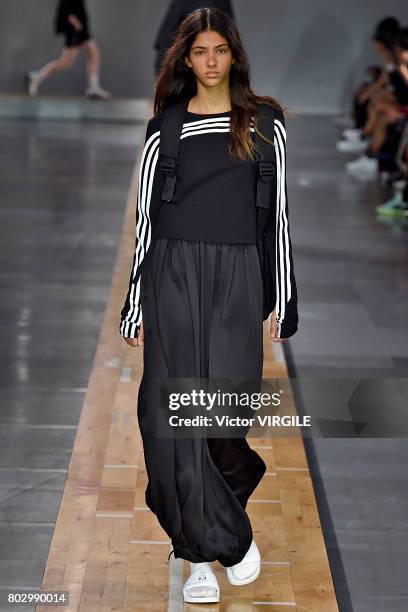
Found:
[346,154,378,178]
[183,562,220,604]
[336,138,367,153]
[25,71,39,96]
[226,539,261,586]
[342,128,363,141]
[85,86,111,100]
[333,116,354,128]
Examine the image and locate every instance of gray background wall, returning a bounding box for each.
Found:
[1,0,407,113]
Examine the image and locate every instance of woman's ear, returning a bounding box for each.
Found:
[185,56,191,68]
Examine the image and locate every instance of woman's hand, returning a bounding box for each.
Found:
[270,310,287,343]
[124,322,144,347]
[67,14,83,32]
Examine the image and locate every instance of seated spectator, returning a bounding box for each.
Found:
[377,105,408,216]
[337,16,401,153]
[345,26,407,179]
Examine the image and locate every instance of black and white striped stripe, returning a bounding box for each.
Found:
[120,126,160,337]
[273,118,291,339]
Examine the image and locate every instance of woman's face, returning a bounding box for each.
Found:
[185,30,234,88]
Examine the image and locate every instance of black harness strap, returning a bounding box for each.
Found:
[253,107,277,210]
[158,99,277,215]
[159,99,189,203]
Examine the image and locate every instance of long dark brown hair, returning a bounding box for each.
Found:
[154,6,288,161]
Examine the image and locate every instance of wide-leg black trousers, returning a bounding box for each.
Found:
[137,237,266,567]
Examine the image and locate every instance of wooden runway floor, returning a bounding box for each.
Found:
[36,139,339,612]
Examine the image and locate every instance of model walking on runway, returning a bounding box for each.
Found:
[26,0,110,99]
[120,7,298,604]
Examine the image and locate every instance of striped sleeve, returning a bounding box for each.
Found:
[273,110,299,339]
[119,117,162,338]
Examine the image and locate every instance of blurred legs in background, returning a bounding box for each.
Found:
[26,39,111,99]
[83,39,110,99]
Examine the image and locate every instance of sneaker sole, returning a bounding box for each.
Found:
[86,92,111,100]
[337,146,367,153]
[376,209,407,217]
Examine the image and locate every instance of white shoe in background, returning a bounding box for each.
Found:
[336,138,368,153]
[85,86,111,100]
[25,71,39,96]
[346,154,378,178]
[342,128,363,140]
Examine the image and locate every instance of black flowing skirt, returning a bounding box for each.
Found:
[137,237,266,567]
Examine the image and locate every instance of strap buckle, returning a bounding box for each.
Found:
[159,157,176,176]
[159,156,177,203]
[256,160,276,209]
[259,160,276,180]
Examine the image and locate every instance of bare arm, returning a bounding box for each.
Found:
[67,14,83,31]
[358,69,389,103]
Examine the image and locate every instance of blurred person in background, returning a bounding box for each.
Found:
[26,0,110,99]
[376,34,408,217]
[337,16,401,153]
[376,133,408,216]
[153,0,234,76]
[344,24,408,179]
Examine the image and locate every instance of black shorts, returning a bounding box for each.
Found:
[62,24,91,48]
